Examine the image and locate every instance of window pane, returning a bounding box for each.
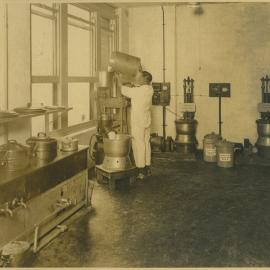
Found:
[31,14,54,76]
[68,83,90,126]
[31,83,54,136]
[32,83,53,106]
[68,25,90,76]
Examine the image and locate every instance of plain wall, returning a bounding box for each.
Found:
[0,4,31,145]
[128,3,268,147]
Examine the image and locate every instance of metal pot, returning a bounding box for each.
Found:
[0,140,30,171]
[103,134,131,158]
[26,132,57,161]
[61,137,78,152]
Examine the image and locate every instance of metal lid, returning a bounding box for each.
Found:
[216,139,233,147]
[28,132,56,143]
[0,140,27,153]
[62,137,78,143]
[204,132,222,141]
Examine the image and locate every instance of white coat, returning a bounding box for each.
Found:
[121,84,154,168]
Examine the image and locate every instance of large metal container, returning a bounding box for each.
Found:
[256,119,270,158]
[98,71,113,88]
[216,140,234,168]
[0,140,30,171]
[108,52,142,77]
[175,118,198,154]
[103,134,132,171]
[203,132,222,162]
[26,132,57,161]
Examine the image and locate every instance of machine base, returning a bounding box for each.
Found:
[95,165,138,190]
[102,156,132,171]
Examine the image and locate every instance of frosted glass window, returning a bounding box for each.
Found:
[32,83,53,106]
[31,14,54,76]
[68,83,90,126]
[68,25,90,76]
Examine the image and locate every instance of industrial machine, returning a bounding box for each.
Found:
[93,52,142,188]
[175,77,198,157]
[256,75,270,158]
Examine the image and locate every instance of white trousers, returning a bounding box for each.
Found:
[131,124,151,168]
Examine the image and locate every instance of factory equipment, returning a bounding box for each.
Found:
[216,140,234,168]
[203,132,222,162]
[175,77,198,156]
[152,82,171,106]
[102,134,132,171]
[256,75,270,158]
[26,132,57,162]
[0,140,30,171]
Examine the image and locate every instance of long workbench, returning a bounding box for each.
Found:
[0,146,92,254]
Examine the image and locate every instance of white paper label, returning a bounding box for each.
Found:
[219,153,232,162]
[205,148,216,157]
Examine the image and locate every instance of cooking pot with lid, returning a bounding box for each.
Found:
[26,132,57,161]
[0,140,30,171]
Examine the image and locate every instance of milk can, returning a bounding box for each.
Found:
[216,140,234,168]
[203,132,222,162]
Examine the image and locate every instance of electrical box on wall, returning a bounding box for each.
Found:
[152,82,171,106]
[209,83,231,97]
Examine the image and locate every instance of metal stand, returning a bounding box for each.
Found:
[95,165,138,190]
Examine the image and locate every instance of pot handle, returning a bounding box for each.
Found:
[0,152,8,167]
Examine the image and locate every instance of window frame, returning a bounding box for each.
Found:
[30,3,118,136]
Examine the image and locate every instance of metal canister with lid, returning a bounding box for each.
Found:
[0,140,30,171]
[26,132,57,161]
[216,140,234,168]
[203,132,222,162]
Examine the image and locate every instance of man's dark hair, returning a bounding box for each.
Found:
[142,71,152,84]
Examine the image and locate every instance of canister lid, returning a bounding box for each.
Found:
[27,132,56,143]
[0,140,27,153]
[256,118,270,124]
[204,132,222,141]
[216,139,233,147]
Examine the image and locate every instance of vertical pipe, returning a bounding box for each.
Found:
[219,95,222,137]
[161,6,166,140]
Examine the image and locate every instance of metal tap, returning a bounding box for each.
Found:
[56,198,72,208]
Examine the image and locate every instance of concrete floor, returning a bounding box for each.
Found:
[27,154,270,267]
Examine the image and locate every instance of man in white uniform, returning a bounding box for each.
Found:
[120,71,154,179]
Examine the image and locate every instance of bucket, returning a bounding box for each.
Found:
[203,132,222,162]
[216,140,234,168]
